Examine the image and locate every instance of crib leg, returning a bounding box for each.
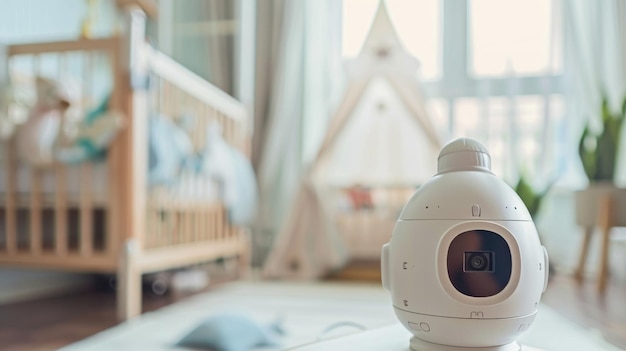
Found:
[117,239,142,321]
[238,228,252,279]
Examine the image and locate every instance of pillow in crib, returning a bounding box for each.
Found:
[148,113,195,185]
[228,146,258,225]
[176,312,282,351]
[200,121,258,225]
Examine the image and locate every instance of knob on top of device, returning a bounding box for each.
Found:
[437,138,492,174]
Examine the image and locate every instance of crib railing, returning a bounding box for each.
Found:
[0,6,251,322]
[147,47,249,155]
[140,42,250,251]
[0,11,251,264]
[1,37,124,266]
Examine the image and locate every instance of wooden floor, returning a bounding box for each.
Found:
[541,274,626,350]
[0,272,624,351]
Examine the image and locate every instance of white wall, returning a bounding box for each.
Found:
[0,0,116,43]
[0,0,115,304]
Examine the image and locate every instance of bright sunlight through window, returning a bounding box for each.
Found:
[341,0,441,80]
[469,0,562,77]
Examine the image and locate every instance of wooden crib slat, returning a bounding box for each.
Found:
[55,52,69,256]
[182,206,188,244]
[165,205,173,246]
[80,51,94,256]
[104,131,121,255]
[217,205,224,240]
[4,143,17,254]
[80,164,94,256]
[145,207,152,248]
[29,54,43,254]
[191,207,197,243]
[153,207,159,248]
[107,50,121,255]
[30,170,43,255]
[198,206,206,243]
[54,166,68,255]
[160,207,166,247]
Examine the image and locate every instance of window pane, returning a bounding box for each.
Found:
[342,0,441,80]
[452,95,564,182]
[453,98,484,140]
[385,0,441,80]
[469,0,561,77]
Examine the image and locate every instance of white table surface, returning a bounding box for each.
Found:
[287,320,621,351]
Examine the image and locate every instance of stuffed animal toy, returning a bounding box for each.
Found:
[147,113,196,185]
[200,121,258,225]
[55,95,124,164]
[14,77,76,168]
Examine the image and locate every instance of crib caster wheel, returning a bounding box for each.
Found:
[108,276,118,291]
[152,277,169,295]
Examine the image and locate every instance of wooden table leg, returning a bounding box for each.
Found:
[575,226,593,282]
[597,195,613,293]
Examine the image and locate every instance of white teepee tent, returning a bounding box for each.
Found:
[263,3,442,279]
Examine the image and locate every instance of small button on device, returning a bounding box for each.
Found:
[542,246,549,293]
[408,322,420,331]
[419,323,430,332]
[381,244,390,290]
[471,204,481,217]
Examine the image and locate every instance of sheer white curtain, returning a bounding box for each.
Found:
[539,0,626,273]
[252,0,343,265]
[563,0,626,185]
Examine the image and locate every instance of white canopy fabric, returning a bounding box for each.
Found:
[314,76,438,187]
[263,2,442,279]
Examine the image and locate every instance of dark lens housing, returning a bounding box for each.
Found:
[447,230,512,297]
[464,251,494,272]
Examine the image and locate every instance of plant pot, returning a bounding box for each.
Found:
[574,182,626,227]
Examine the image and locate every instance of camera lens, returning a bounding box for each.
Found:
[448,231,511,297]
[464,251,493,272]
[470,253,487,270]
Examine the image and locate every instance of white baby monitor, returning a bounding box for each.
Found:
[381,138,549,351]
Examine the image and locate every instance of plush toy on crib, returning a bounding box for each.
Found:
[14,77,76,168]
[54,95,124,164]
[200,121,258,225]
[148,113,196,185]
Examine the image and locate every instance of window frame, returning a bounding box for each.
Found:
[417,0,565,181]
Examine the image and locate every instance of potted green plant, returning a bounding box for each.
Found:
[575,95,626,228]
[578,96,626,183]
[514,174,553,220]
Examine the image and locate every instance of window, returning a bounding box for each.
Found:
[342,0,441,80]
[341,0,565,184]
[469,0,561,77]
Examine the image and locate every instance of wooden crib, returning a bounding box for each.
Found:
[0,7,251,320]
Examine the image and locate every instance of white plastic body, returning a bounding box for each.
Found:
[382,170,549,348]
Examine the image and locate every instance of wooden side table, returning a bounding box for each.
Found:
[574,185,626,292]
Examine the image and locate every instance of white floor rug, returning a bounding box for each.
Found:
[60,281,621,351]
